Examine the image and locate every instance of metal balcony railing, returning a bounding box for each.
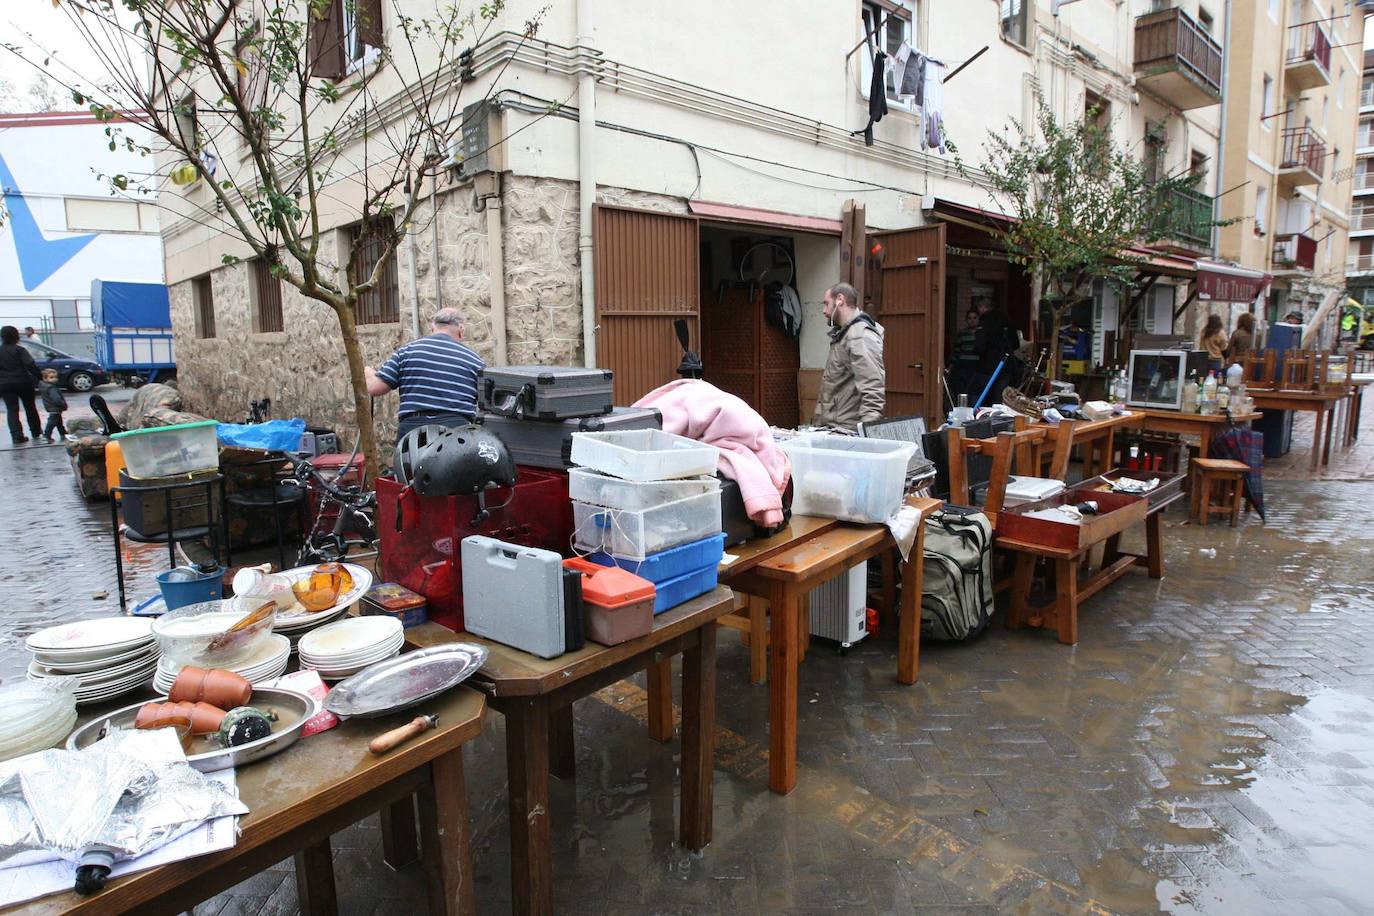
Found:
[1359,127,1374,149]
[1273,232,1317,270]
[1133,7,1223,96]
[1286,21,1332,74]
[1363,87,1374,108]
[1151,185,1214,249]
[1347,254,1374,273]
[1280,126,1326,175]
[1353,209,1374,232]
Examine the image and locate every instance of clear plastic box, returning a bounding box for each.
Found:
[573,489,722,560]
[568,467,719,510]
[112,420,220,479]
[780,434,915,523]
[569,430,719,481]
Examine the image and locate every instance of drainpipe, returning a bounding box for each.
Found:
[431,181,442,313]
[476,172,508,364]
[1212,0,1231,265]
[576,0,597,367]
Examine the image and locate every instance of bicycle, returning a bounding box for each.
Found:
[283,450,378,565]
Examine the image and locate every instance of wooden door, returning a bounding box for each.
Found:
[594,206,699,404]
[869,224,946,423]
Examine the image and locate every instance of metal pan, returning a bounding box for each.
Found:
[65,687,319,772]
[325,643,488,719]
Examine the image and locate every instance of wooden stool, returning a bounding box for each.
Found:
[1191,458,1248,527]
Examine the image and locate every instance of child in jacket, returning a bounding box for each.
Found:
[38,369,67,442]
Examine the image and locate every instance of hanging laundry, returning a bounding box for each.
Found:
[921,57,947,154]
[862,48,889,147]
[894,41,925,102]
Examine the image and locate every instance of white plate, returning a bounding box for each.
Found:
[258,563,373,628]
[300,642,405,671]
[33,641,158,673]
[26,617,154,655]
[156,634,290,677]
[297,616,400,659]
[28,653,159,685]
[309,647,404,680]
[70,671,155,703]
[272,602,354,633]
[300,630,404,664]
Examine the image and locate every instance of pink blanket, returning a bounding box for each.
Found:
[633,380,791,527]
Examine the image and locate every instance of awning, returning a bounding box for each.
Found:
[925,198,1017,233]
[688,201,843,235]
[1195,259,1270,302]
[1125,248,1197,279]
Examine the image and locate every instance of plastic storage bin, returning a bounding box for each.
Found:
[573,489,722,560]
[570,430,719,482]
[648,565,719,614]
[569,467,719,510]
[563,557,654,644]
[589,533,726,584]
[112,420,220,479]
[781,434,915,523]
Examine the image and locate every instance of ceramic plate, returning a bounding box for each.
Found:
[34,642,159,673]
[297,616,401,659]
[300,631,404,665]
[26,617,154,655]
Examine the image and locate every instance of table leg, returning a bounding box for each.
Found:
[1102,533,1123,568]
[293,839,338,916]
[419,748,476,916]
[1322,405,1334,466]
[1006,553,1036,630]
[549,704,576,779]
[1199,427,1212,462]
[766,580,801,795]
[897,542,923,685]
[380,796,419,868]
[1310,407,1325,471]
[1145,511,1164,579]
[680,622,717,850]
[1055,558,1079,646]
[749,597,767,685]
[1101,428,1116,476]
[504,696,553,916]
[881,551,897,620]
[646,659,674,743]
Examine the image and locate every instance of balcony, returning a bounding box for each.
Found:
[1356,170,1374,195]
[1151,185,1214,252]
[1360,125,1374,151]
[1273,232,1317,273]
[1363,87,1374,110]
[1133,8,1223,110]
[1352,208,1374,235]
[1285,21,1332,91]
[1278,127,1326,187]
[1348,254,1374,274]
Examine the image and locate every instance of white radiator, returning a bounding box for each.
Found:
[808,561,868,647]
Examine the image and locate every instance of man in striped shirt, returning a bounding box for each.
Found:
[365,308,486,440]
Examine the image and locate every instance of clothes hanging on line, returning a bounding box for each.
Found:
[862,48,889,147]
[921,57,947,154]
[894,41,925,103]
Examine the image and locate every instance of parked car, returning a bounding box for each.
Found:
[17,339,108,391]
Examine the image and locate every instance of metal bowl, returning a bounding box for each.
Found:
[65,687,318,772]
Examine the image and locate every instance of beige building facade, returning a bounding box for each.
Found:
[155,0,1362,437]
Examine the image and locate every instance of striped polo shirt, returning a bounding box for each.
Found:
[375,333,485,418]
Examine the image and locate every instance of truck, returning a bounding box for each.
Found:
[90,280,176,387]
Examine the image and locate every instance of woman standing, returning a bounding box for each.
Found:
[1227,313,1256,364]
[0,325,43,445]
[1198,314,1228,374]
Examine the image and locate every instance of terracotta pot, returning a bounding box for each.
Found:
[169,666,252,709]
[135,700,227,735]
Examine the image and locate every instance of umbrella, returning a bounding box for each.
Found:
[1208,417,1265,521]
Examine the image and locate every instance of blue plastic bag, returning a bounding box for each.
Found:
[216,418,306,452]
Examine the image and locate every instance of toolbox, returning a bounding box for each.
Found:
[481,406,662,470]
[564,557,655,645]
[479,365,615,420]
[462,536,583,658]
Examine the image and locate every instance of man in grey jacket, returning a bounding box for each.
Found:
[813,282,886,431]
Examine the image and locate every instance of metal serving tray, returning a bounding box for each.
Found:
[65,687,319,772]
[324,643,488,719]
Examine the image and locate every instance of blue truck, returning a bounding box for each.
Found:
[90,280,177,387]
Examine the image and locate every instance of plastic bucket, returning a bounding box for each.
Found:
[156,567,224,611]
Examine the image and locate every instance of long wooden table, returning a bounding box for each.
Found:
[5,687,486,916]
[1126,407,1262,464]
[407,586,735,916]
[1042,411,1139,477]
[1249,390,1340,470]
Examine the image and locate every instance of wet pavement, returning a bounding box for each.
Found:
[0,398,1371,914]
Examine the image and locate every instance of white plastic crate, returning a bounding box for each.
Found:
[112,420,220,479]
[568,467,719,511]
[572,489,722,560]
[569,430,719,482]
[780,434,915,523]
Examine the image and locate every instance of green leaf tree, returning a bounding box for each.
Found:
[961,104,1218,382]
[7,0,543,478]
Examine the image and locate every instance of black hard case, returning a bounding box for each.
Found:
[480,407,663,470]
[479,366,615,420]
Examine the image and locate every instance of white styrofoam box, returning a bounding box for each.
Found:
[572,489,722,560]
[570,429,719,481]
[781,434,915,524]
[1002,476,1066,507]
[568,467,719,511]
[461,536,566,658]
[111,420,219,479]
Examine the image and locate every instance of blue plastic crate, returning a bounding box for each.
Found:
[588,533,725,584]
[650,564,719,614]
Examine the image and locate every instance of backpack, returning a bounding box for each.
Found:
[920,508,994,640]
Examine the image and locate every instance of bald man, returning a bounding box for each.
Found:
[366,307,485,441]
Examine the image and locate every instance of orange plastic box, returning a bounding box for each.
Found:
[563,557,655,645]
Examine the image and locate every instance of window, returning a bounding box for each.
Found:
[859,1,916,109]
[1255,186,1269,236]
[1338,69,1346,109]
[1360,115,1374,148]
[174,92,199,151]
[251,259,284,333]
[308,0,384,81]
[193,275,216,339]
[1261,75,1275,128]
[1190,150,1210,187]
[1144,122,1166,185]
[1085,89,1110,132]
[1322,96,1329,133]
[1269,0,1280,21]
[1001,0,1031,48]
[1363,76,1374,108]
[350,220,399,325]
[1198,7,1214,33]
[65,199,141,233]
[234,20,269,123]
[1353,198,1374,231]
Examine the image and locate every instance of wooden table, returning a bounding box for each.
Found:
[1126,407,1262,465]
[6,687,486,916]
[407,587,735,916]
[1038,411,1139,477]
[1249,391,1338,470]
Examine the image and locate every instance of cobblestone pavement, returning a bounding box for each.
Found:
[0,402,1371,914]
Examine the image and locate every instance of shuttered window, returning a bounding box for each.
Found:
[307,0,384,81]
[350,221,399,325]
[193,275,216,339]
[251,259,284,333]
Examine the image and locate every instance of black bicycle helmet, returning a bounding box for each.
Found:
[394,424,452,488]
[410,424,516,497]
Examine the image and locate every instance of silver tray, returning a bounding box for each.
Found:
[325,643,488,719]
[65,687,319,772]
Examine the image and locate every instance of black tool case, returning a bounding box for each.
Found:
[479,366,615,420]
[480,407,663,469]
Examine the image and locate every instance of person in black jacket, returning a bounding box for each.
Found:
[38,369,68,442]
[0,325,43,445]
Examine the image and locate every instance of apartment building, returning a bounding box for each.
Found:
[155,1,1347,435]
[1215,0,1365,348]
[1346,49,1374,316]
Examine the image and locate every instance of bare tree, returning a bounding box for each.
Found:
[5,0,542,477]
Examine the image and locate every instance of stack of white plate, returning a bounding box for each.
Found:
[0,681,79,762]
[298,616,404,681]
[250,563,373,645]
[152,633,291,694]
[25,617,159,705]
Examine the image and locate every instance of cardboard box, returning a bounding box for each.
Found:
[798,369,822,422]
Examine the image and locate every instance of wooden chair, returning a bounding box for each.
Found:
[946,422,1075,522]
[1190,458,1249,527]
[1242,352,1277,390]
[1281,351,1314,390]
